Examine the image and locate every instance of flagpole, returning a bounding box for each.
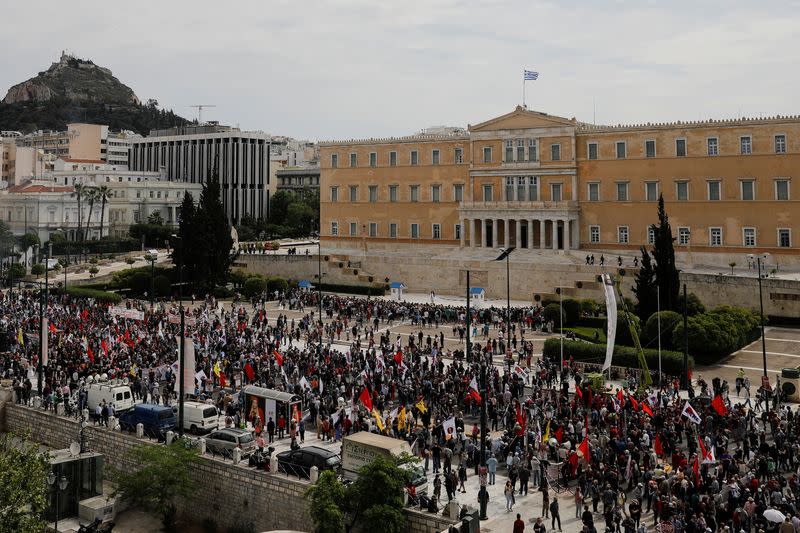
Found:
[657,287,662,388]
[522,74,526,108]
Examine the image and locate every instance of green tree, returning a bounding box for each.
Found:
[194,160,233,288]
[632,246,658,323]
[0,432,50,533]
[614,311,641,347]
[243,276,266,297]
[83,187,98,241]
[173,191,197,276]
[147,210,165,226]
[113,441,201,530]
[306,470,346,533]
[268,190,294,224]
[286,202,317,235]
[71,182,86,243]
[345,455,409,533]
[31,264,45,276]
[96,185,111,239]
[676,292,705,316]
[651,194,680,312]
[644,310,682,350]
[561,298,581,326]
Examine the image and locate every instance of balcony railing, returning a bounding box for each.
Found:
[459,200,579,210]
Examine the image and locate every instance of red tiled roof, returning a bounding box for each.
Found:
[7,183,74,193]
[61,158,105,164]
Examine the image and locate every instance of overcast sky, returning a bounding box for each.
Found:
[2,0,799,141]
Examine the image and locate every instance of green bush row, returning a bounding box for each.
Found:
[543,338,691,376]
[672,306,762,365]
[60,286,122,304]
[577,316,607,329]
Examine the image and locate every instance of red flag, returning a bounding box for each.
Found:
[394,351,403,365]
[273,349,284,366]
[616,389,624,402]
[515,404,526,432]
[358,387,373,411]
[574,384,583,399]
[87,346,94,363]
[642,402,654,417]
[101,339,108,356]
[698,435,709,460]
[629,395,639,412]
[81,308,89,322]
[578,436,590,461]
[711,395,727,416]
[654,434,663,456]
[555,426,564,443]
[569,452,579,474]
[219,373,227,388]
[693,455,700,484]
[244,362,255,381]
[49,322,56,334]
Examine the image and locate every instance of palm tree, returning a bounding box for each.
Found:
[71,183,86,246]
[84,187,98,242]
[96,185,110,240]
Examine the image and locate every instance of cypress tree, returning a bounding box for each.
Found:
[173,190,197,279]
[632,245,657,322]
[196,157,233,288]
[651,194,680,311]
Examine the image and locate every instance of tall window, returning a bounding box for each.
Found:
[676,181,688,201]
[349,185,358,202]
[505,177,514,201]
[516,139,525,161]
[410,223,419,239]
[389,223,398,238]
[431,185,441,203]
[588,182,599,201]
[331,153,338,168]
[741,180,755,201]
[505,140,513,162]
[707,138,718,156]
[349,222,357,236]
[455,224,461,240]
[528,139,538,161]
[369,222,377,237]
[453,184,464,202]
[710,227,722,246]
[678,227,690,245]
[369,152,377,167]
[551,144,561,161]
[330,221,338,236]
[432,224,441,239]
[368,185,378,203]
[330,186,339,202]
[708,180,721,201]
[349,153,357,167]
[432,149,440,165]
[740,136,752,155]
[645,140,656,158]
[676,139,686,157]
[743,227,756,247]
[778,229,791,247]
[590,226,600,243]
[551,183,562,202]
[454,147,463,164]
[775,134,787,154]
[616,182,629,201]
[588,142,598,160]
[645,182,658,201]
[618,226,629,244]
[483,184,493,202]
[517,177,526,201]
[776,179,790,200]
[616,141,626,159]
[389,151,397,166]
[410,150,418,165]
[528,176,538,201]
[389,185,398,202]
[483,147,492,163]
[410,185,419,202]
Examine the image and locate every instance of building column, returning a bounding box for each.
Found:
[502,219,509,248]
[529,219,536,249]
[563,219,570,250]
[516,219,523,249]
[540,220,547,249]
[483,218,490,248]
[460,218,467,247]
[472,219,479,248]
[552,219,558,250]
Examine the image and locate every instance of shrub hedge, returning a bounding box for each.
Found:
[577,316,607,329]
[320,283,385,296]
[543,338,691,376]
[672,305,762,364]
[61,286,122,304]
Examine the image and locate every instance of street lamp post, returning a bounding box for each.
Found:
[494,247,515,365]
[172,234,186,437]
[47,471,69,532]
[466,270,489,519]
[749,253,770,378]
[148,254,156,308]
[37,250,49,399]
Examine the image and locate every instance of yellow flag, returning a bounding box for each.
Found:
[17,328,24,346]
[542,421,551,444]
[398,407,406,430]
[130,364,137,377]
[372,409,385,432]
[213,361,221,377]
[415,399,427,414]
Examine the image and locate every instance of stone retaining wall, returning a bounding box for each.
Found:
[4,402,459,533]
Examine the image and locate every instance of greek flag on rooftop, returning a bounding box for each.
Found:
[524,70,539,80]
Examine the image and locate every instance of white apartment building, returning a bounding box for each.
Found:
[16,123,138,167]
[128,123,271,224]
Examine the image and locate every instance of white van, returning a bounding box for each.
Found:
[86,382,134,413]
[175,401,219,434]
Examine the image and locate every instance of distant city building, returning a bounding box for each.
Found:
[128,122,271,224]
[276,167,320,193]
[15,123,138,167]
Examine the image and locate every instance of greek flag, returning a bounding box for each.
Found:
[524,70,539,80]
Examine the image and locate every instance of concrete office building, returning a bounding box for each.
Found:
[127,123,271,224]
[16,123,137,166]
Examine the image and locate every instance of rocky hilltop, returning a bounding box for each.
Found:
[0,53,187,135]
[3,52,140,105]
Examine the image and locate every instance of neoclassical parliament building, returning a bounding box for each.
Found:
[319,106,799,267]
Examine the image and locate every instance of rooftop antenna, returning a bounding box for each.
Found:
[188,104,216,124]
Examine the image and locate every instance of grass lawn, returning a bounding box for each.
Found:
[563,326,606,343]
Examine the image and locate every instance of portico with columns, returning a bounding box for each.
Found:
[459,203,580,251]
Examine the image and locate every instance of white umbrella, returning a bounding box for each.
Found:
[763,509,786,523]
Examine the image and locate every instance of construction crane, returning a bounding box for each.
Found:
[188,104,216,124]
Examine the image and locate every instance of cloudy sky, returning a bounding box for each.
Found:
[2,0,799,140]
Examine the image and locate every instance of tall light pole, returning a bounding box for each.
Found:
[495,247,515,362]
[749,253,769,378]
[148,253,156,308]
[171,234,185,437]
[47,471,69,533]
[37,250,49,398]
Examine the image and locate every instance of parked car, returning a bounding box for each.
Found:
[173,401,219,434]
[277,446,342,479]
[118,404,176,439]
[204,428,256,457]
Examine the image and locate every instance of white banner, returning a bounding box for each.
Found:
[681,401,702,424]
[602,274,617,371]
[442,416,456,440]
[109,306,144,321]
[41,318,48,367]
[174,335,196,395]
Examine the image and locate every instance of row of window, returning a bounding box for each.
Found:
[594,134,788,160]
[330,221,460,240]
[331,147,464,169]
[331,184,465,203]
[590,225,792,248]
[592,178,791,202]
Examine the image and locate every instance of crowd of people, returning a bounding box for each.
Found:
[1,286,798,533]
